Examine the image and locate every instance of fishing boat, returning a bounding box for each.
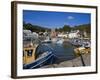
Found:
[23,51,58,69]
[56,38,64,44]
[51,38,57,43]
[42,39,51,43]
[42,36,52,43]
[74,42,91,56]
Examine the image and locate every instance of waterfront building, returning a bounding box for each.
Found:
[68,30,80,38]
[50,29,57,38]
[23,30,39,40]
[58,33,68,38]
[23,30,31,39]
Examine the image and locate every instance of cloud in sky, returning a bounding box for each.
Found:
[67,16,74,20]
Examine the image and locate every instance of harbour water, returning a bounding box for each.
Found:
[35,41,76,63]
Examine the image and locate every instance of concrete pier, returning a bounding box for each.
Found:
[41,53,90,68]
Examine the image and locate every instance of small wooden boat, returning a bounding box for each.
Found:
[74,47,91,56]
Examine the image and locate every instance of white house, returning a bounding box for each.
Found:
[23,30,32,36]
[23,30,39,40]
[58,33,68,38]
[31,32,39,39]
[68,30,80,38]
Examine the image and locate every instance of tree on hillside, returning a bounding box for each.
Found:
[62,25,71,32]
[74,24,91,33]
[23,22,50,32]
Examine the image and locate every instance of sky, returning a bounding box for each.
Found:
[23,10,91,29]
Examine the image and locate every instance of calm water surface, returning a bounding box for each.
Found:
[36,42,76,62]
